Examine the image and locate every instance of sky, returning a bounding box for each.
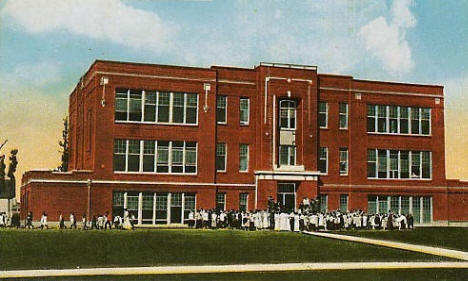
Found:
[0,0,467,193]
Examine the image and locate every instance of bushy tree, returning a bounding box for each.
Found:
[58,118,69,172]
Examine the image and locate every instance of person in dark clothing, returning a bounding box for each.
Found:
[26,211,34,229]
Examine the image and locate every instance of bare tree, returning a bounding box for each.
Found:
[58,118,69,172]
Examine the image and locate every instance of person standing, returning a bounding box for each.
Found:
[104,212,112,230]
[70,212,77,229]
[58,213,66,229]
[26,211,34,229]
[40,212,48,229]
[82,213,88,230]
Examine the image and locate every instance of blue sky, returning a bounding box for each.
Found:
[0,0,467,180]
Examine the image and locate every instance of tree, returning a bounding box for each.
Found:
[58,117,69,172]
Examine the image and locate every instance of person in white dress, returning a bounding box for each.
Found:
[40,212,48,229]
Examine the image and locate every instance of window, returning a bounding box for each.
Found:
[367,105,376,132]
[127,140,141,172]
[279,145,296,166]
[279,100,296,129]
[239,144,249,172]
[156,141,169,173]
[367,104,430,135]
[318,102,328,128]
[240,98,250,125]
[113,140,126,172]
[369,195,432,224]
[319,194,328,212]
[367,149,432,179]
[239,193,248,212]
[216,193,226,211]
[319,147,328,174]
[216,143,226,172]
[339,148,348,175]
[113,140,197,174]
[367,149,377,178]
[339,103,348,129]
[114,89,198,125]
[217,96,227,124]
[143,140,155,172]
[184,193,196,223]
[339,194,348,212]
[277,183,296,212]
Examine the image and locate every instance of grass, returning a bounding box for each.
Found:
[337,227,468,252]
[0,228,448,270]
[10,269,468,281]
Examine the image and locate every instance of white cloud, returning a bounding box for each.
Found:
[1,0,173,52]
[359,0,416,75]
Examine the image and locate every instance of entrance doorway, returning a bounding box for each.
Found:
[277,183,296,212]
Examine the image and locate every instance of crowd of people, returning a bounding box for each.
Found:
[5,196,414,231]
[185,197,414,232]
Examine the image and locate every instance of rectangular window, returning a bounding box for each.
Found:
[339,194,348,212]
[216,143,226,172]
[368,196,377,214]
[185,93,198,124]
[113,139,126,171]
[172,92,185,124]
[239,193,248,212]
[389,106,398,133]
[411,108,420,134]
[127,140,141,172]
[129,90,142,121]
[156,141,169,173]
[421,108,431,135]
[216,192,226,211]
[319,194,328,212]
[367,105,376,132]
[367,149,377,178]
[171,141,184,173]
[400,107,409,134]
[411,151,421,178]
[318,102,328,128]
[157,92,170,123]
[422,151,431,179]
[217,96,227,124]
[239,144,249,172]
[143,140,155,172]
[339,148,348,175]
[390,196,399,213]
[378,196,388,213]
[184,193,196,223]
[400,151,410,178]
[319,147,328,174]
[279,145,296,166]
[144,91,157,122]
[377,149,387,178]
[377,105,387,133]
[240,98,250,125]
[279,100,296,130]
[115,89,128,121]
[185,142,197,173]
[339,103,348,129]
[389,150,399,179]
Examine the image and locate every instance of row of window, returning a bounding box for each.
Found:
[367,105,431,135]
[367,149,432,179]
[216,96,250,125]
[216,143,249,172]
[115,89,198,124]
[318,147,348,175]
[113,140,197,174]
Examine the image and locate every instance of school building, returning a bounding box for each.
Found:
[20,60,468,226]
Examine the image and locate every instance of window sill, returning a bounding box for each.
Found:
[367,132,431,137]
[319,127,328,130]
[367,178,432,181]
[115,121,199,127]
[114,171,198,176]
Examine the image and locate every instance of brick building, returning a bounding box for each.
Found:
[21,60,468,225]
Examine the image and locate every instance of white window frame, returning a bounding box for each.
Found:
[217,96,228,125]
[239,97,250,126]
[279,99,297,130]
[239,144,249,172]
[367,149,432,180]
[339,103,348,129]
[216,143,227,172]
[279,145,296,166]
[216,192,226,211]
[319,102,328,129]
[239,193,248,211]
[339,194,349,212]
[339,148,348,176]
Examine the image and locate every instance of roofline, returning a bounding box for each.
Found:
[94,59,213,72]
[318,73,353,78]
[353,78,443,88]
[210,65,256,71]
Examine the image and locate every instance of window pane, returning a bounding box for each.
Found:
[422,151,431,179]
[186,93,198,124]
[339,103,348,129]
[367,149,376,178]
[378,149,387,178]
[157,141,169,172]
[411,108,420,134]
[319,147,328,173]
[129,90,142,121]
[400,151,409,178]
[217,96,227,123]
[239,144,248,171]
[216,143,226,171]
[115,90,128,121]
[172,92,184,123]
[240,98,249,125]
[319,102,327,128]
[377,105,387,133]
[157,92,170,122]
[368,196,377,214]
[339,148,348,175]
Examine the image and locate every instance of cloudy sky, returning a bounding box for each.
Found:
[0,0,467,187]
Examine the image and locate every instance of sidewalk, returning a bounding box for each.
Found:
[2,262,468,279]
[303,231,468,261]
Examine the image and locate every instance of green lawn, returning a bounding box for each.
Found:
[338,227,468,252]
[11,269,468,281]
[0,228,448,270]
